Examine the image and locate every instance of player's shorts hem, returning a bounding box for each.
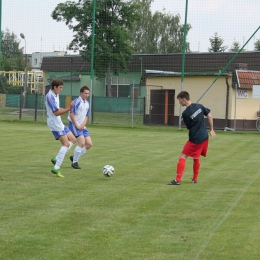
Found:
[68,122,90,137]
[52,126,71,140]
[182,139,209,158]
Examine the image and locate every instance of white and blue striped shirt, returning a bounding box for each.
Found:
[45,90,65,131]
[68,96,90,125]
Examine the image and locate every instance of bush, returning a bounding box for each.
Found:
[0,75,29,94]
[0,74,10,93]
[5,85,24,94]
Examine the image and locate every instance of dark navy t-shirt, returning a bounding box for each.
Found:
[182,103,210,144]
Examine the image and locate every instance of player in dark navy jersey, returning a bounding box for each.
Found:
[167,91,216,185]
[182,103,210,144]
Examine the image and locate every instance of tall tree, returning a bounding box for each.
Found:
[128,0,153,53]
[52,0,140,96]
[230,41,240,52]
[229,41,245,52]
[254,39,260,51]
[154,10,191,53]
[1,29,25,71]
[208,32,228,52]
[129,1,191,53]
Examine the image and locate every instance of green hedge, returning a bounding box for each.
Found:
[5,85,25,94]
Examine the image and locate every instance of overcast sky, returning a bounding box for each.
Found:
[2,0,260,54]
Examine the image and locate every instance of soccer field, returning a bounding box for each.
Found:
[1,121,260,260]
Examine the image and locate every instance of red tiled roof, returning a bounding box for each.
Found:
[236,70,260,89]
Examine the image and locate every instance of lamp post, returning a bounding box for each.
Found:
[20,33,28,107]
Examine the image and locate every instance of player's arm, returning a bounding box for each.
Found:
[80,108,90,128]
[207,113,216,137]
[182,114,191,129]
[70,111,83,130]
[53,101,74,116]
[80,116,88,128]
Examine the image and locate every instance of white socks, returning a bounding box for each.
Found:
[53,143,85,168]
[81,147,87,156]
[73,146,82,163]
[73,146,87,163]
[54,146,69,169]
[68,141,74,151]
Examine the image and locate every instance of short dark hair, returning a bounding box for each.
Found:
[177,91,190,100]
[80,86,90,93]
[51,79,63,89]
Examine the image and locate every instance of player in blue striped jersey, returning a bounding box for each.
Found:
[45,79,76,177]
[68,86,92,169]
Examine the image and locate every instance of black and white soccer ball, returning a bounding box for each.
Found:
[102,165,115,177]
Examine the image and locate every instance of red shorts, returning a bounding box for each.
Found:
[182,139,209,159]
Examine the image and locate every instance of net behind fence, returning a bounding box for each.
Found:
[0,93,146,126]
[1,0,260,130]
[1,78,260,130]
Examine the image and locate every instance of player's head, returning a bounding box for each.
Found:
[80,86,90,101]
[51,79,64,94]
[177,91,190,100]
[177,91,190,106]
[80,86,89,93]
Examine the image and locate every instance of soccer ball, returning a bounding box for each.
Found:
[102,165,115,177]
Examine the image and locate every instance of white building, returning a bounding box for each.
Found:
[31,51,67,71]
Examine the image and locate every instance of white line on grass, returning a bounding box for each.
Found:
[194,173,259,259]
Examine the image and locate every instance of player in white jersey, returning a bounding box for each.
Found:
[68,86,92,169]
[45,79,76,177]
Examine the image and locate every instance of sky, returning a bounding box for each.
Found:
[2,0,260,54]
[151,0,260,52]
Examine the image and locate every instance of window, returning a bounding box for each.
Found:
[106,76,130,97]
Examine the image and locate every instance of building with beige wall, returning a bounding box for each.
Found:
[143,70,260,130]
[40,51,260,130]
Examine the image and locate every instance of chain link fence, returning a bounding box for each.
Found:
[1,89,259,131]
[0,93,146,127]
[1,1,260,131]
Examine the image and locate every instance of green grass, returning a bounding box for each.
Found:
[92,111,144,125]
[1,121,260,260]
[0,108,144,126]
[0,107,46,122]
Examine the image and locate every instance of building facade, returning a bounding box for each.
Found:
[41,51,260,130]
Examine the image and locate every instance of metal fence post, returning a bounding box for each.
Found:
[34,92,38,122]
[19,93,22,120]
